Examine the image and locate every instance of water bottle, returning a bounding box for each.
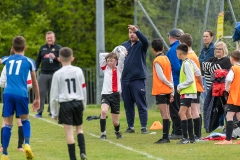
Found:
[49,57,53,63]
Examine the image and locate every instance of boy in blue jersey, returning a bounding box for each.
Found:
[0,36,40,160]
[0,49,32,153]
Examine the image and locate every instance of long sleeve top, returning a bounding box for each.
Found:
[202,57,232,89]
[154,63,174,95]
[177,59,197,98]
[99,52,125,94]
[35,43,62,74]
[121,31,149,82]
[50,65,87,117]
[225,69,234,92]
[199,42,215,67]
[166,40,182,86]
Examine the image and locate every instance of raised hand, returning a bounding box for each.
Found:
[128,24,138,33]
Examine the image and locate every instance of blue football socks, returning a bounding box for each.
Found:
[22,119,31,144]
[2,125,13,155]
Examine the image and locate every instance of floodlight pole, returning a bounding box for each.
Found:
[137,1,169,50]
[200,0,210,52]
[134,0,138,25]
[174,0,180,28]
[226,0,238,49]
[96,0,105,104]
[227,0,237,24]
[220,0,224,11]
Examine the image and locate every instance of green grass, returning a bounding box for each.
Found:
[0,103,239,160]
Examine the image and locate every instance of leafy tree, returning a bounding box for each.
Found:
[0,0,50,71]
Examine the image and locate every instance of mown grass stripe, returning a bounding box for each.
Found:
[30,113,163,160]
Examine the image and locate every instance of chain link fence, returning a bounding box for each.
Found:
[135,0,240,108]
[0,68,96,105]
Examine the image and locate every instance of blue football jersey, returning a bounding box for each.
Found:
[2,54,36,97]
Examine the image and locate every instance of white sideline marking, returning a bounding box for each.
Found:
[30,114,163,160]
[88,133,163,160]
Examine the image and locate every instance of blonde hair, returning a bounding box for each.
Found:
[214,41,228,57]
[46,31,55,36]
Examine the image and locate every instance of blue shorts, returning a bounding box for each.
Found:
[3,93,29,117]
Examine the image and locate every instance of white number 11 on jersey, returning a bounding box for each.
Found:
[9,60,22,75]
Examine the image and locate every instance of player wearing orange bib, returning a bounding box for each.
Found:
[215,50,240,145]
[151,39,174,144]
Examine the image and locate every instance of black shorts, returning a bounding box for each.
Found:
[58,100,84,126]
[2,105,19,118]
[191,92,201,103]
[155,94,170,105]
[226,104,240,112]
[180,98,192,107]
[101,92,120,114]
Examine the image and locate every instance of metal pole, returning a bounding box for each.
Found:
[134,0,138,25]
[220,0,224,11]
[226,0,238,50]
[96,0,105,104]
[174,0,181,28]
[200,0,210,52]
[227,0,237,24]
[137,1,169,50]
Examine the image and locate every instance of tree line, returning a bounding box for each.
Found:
[1,0,239,73]
[0,0,134,71]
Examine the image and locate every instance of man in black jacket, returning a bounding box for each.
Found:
[34,31,61,118]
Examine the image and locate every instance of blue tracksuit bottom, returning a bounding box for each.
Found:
[121,79,148,128]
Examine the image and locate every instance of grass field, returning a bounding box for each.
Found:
[0,103,240,160]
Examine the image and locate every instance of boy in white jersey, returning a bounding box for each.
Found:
[0,36,40,160]
[50,47,87,160]
[99,46,127,139]
[176,44,197,144]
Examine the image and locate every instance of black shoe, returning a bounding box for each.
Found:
[80,153,87,160]
[115,132,122,139]
[168,134,174,138]
[100,135,106,140]
[141,128,148,134]
[169,134,182,139]
[194,135,203,142]
[125,128,135,133]
[154,138,170,144]
[190,138,196,143]
[177,138,190,144]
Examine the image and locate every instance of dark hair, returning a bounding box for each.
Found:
[205,30,214,37]
[12,36,26,52]
[105,52,118,61]
[151,39,164,52]
[60,47,73,57]
[179,33,193,47]
[230,50,240,61]
[177,44,188,54]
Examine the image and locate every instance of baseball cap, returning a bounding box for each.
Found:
[167,28,183,38]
